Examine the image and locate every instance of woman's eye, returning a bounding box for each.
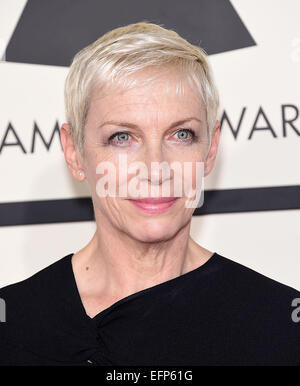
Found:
[108,132,131,145]
[174,129,195,141]
[116,132,129,141]
[105,128,197,146]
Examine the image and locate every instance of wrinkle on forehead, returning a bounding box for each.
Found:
[85,66,207,135]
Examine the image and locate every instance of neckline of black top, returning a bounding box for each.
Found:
[66,251,218,323]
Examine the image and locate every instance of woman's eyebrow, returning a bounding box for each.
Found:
[98,117,202,130]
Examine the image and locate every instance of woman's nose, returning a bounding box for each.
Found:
[142,142,170,185]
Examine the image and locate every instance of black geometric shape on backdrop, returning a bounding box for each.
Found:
[6,0,256,67]
[1,185,300,226]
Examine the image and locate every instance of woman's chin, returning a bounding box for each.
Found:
[128,219,179,243]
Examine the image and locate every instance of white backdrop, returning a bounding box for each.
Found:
[0,0,299,290]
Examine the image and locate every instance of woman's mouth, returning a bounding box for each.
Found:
[127,197,179,214]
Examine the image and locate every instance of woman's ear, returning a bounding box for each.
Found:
[205,120,220,176]
[60,123,85,181]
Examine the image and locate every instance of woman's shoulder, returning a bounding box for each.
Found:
[215,252,299,295]
[0,253,74,315]
[192,241,299,297]
[212,252,300,321]
[0,253,88,365]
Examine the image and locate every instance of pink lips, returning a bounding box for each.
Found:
[128,197,179,214]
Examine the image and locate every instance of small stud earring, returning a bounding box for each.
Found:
[78,170,84,178]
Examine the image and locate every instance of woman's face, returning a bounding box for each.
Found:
[80,69,219,242]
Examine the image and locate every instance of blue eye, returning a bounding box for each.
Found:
[116,132,129,141]
[175,129,195,141]
[105,128,197,147]
[108,132,130,145]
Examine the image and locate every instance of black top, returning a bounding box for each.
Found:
[0,252,299,366]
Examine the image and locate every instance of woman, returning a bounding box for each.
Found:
[0,22,299,366]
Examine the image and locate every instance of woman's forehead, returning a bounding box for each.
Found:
[88,90,204,129]
[91,76,203,109]
[86,69,206,129]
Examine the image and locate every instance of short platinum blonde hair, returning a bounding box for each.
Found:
[64,21,220,156]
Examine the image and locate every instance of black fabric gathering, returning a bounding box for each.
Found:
[0,252,299,366]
